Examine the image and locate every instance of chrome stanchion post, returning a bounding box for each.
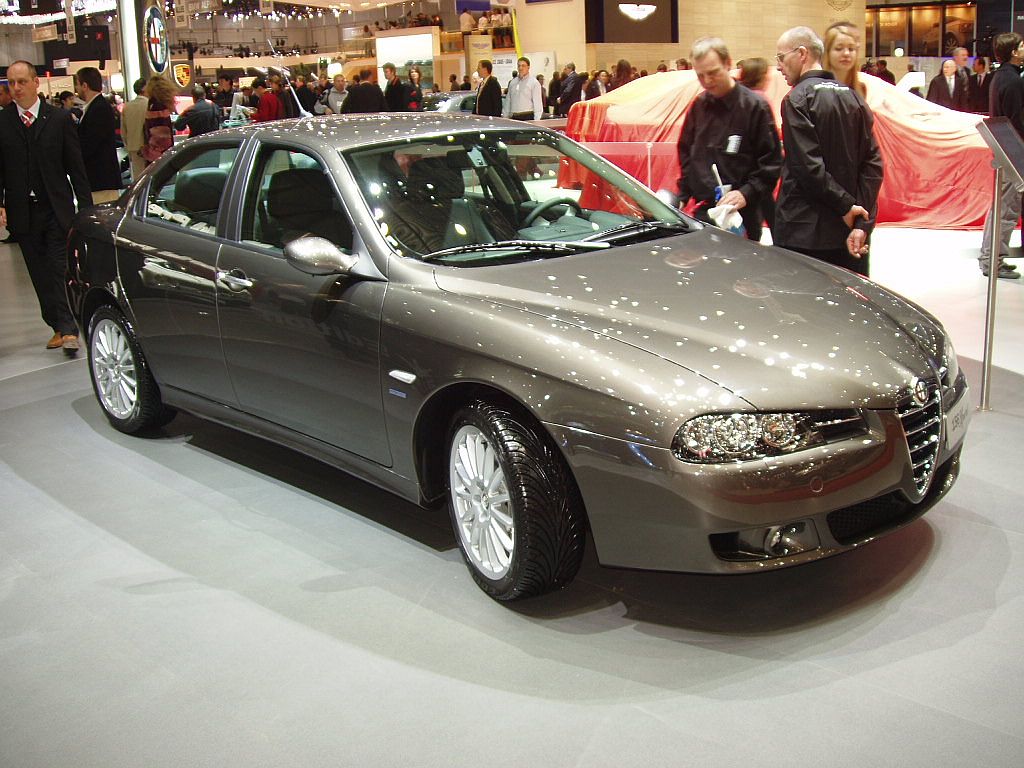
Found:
[980,162,1002,411]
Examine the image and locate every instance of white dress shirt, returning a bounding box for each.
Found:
[504,73,544,120]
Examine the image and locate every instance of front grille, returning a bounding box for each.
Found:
[826,492,912,544]
[897,382,942,496]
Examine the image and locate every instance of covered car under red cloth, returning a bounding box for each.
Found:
[562,69,992,228]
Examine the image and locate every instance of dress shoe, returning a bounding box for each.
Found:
[61,335,80,354]
[46,332,64,349]
[981,264,1021,279]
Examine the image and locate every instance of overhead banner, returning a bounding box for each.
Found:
[64,0,75,44]
[465,34,492,72]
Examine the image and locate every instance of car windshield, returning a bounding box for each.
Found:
[342,128,692,265]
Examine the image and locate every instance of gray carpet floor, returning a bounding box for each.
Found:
[1,236,1022,767]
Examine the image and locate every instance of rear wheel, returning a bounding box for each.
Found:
[447,400,585,600]
[87,306,175,433]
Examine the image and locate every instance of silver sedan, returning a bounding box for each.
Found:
[66,113,969,601]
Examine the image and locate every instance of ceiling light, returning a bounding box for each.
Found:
[618,3,656,20]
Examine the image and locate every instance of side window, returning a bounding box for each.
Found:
[145,145,240,234]
[240,146,354,252]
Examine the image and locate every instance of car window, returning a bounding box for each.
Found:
[344,129,687,264]
[145,144,240,234]
[239,146,354,252]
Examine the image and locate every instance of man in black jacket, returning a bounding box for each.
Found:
[75,66,121,204]
[174,85,220,138]
[774,26,883,275]
[557,63,583,116]
[474,59,502,116]
[969,57,993,114]
[0,60,92,352]
[676,37,781,241]
[978,33,1024,279]
[341,68,386,113]
[382,63,407,111]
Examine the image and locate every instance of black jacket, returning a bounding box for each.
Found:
[677,83,782,227]
[78,94,122,192]
[988,62,1024,136]
[775,70,883,252]
[557,71,583,115]
[174,98,220,137]
[969,71,993,114]
[475,76,502,117]
[926,73,968,111]
[295,84,317,112]
[341,82,386,114]
[0,101,92,234]
[384,77,408,111]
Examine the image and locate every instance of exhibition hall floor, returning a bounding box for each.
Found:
[1,230,1022,767]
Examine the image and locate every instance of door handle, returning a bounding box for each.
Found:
[216,269,254,290]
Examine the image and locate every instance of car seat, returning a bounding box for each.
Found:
[174,167,229,226]
[265,168,353,250]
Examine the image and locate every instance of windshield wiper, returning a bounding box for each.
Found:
[583,220,691,242]
[421,239,610,262]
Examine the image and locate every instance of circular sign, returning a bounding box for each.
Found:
[143,5,170,75]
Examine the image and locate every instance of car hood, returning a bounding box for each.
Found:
[433,229,941,411]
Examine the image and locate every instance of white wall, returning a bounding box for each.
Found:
[514,0,587,75]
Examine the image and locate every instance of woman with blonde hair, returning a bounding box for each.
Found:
[824,21,865,97]
[141,75,176,165]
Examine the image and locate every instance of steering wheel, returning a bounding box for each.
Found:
[522,197,584,227]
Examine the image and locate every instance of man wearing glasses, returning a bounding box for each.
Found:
[773,26,882,276]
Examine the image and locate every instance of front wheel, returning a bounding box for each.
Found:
[87,306,175,433]
[447,400,586,600]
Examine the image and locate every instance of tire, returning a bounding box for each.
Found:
[447,400,586,600]
[87,306,175,434]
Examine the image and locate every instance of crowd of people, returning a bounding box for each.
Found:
[2,18,1020,358]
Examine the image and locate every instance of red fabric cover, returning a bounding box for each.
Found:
[563,69,992,228]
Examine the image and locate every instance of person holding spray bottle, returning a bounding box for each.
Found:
[676,37,782,241]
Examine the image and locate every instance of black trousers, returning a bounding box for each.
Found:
[15,201,76,336]
[781,243,869,277]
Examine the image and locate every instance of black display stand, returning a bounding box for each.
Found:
[975,117,1024,409]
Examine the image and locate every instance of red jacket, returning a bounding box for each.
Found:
[253,90,282,122]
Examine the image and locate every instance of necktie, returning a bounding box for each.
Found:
[21,110,34,128]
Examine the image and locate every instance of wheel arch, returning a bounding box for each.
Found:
[80,286,128,343]
[413,381,585,517]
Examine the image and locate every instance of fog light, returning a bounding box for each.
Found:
[763,522,818,557]
[725,519,821,560]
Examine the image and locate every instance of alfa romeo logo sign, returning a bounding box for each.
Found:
[910,376,930,406]
[143,5,170,74]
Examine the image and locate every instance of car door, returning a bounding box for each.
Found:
[116,140,243,405]
[215,142,391,465]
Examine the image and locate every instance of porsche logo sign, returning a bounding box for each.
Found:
[173,63,192,88]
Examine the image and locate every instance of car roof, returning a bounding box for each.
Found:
[200,113,528,154]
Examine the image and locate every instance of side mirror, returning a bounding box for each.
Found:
[284,236,359,276]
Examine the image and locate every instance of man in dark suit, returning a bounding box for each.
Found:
[969,56,993,113]
[0,60,93,352]
[174,85,220,137]
[382,63,408,111]
[557,62,584,116]
[75,66,121,204]
[474,59,502,116]
[926,59,969,111]
[340,68,386,113]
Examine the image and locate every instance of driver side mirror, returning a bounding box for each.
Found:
[284,236,359,276]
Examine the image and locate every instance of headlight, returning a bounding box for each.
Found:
[942,337,959,386]
[672,410,865,463]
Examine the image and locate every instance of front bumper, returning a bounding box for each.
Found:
[547,375,969,574]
